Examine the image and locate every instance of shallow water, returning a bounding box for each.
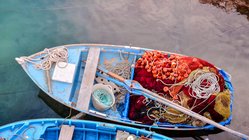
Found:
[0,0,249,139]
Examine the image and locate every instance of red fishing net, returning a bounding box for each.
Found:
[129,51,226,125]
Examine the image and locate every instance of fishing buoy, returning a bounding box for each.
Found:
[92,84,115,111]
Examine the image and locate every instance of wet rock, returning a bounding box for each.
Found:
[199,0,249,20]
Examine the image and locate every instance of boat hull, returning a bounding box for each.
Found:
[0,118,172,140]
[15,44,234,131]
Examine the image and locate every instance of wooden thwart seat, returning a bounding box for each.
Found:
[76,47,101,111]
[58,125,75,140]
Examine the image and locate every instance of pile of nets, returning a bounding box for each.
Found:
[129,51,231,126]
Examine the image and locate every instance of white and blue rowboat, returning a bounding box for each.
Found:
[0,118,172,140]
[15,44,237,134]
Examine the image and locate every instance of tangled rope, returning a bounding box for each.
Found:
[185,71,220,99]
[105,61,131,79]
[20,47,68,71]
[114,61,130,79]
[142,97,168,122]
[147,103,167,122]
[104,50,132,79]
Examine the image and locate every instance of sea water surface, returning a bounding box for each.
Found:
[0,0,249,139]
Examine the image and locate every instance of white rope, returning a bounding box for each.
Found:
[185,71,220,99]
[20,47,68,71]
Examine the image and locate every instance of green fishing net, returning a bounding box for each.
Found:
[93,89,113,106]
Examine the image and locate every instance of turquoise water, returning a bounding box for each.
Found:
[0,0,92,125]
[1,0,249,139]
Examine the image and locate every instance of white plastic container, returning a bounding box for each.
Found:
[91,84,115,111]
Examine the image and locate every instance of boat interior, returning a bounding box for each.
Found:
[23,46,145,123]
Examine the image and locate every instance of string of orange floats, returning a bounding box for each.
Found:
[135,51,191,81]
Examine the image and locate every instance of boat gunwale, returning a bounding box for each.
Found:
[25,43,228,72]
[26,43,184,60]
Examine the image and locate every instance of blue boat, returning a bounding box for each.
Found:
[15,44,234,131]
[0,119,172,140]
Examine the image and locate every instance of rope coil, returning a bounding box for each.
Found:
[19,47,68,71]
[185,71,220,99]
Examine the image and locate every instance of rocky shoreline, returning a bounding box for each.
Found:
[199,0,249,20]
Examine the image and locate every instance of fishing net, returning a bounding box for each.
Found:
[129,51,231,126]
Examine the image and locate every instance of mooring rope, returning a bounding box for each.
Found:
[58,108,73,129]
